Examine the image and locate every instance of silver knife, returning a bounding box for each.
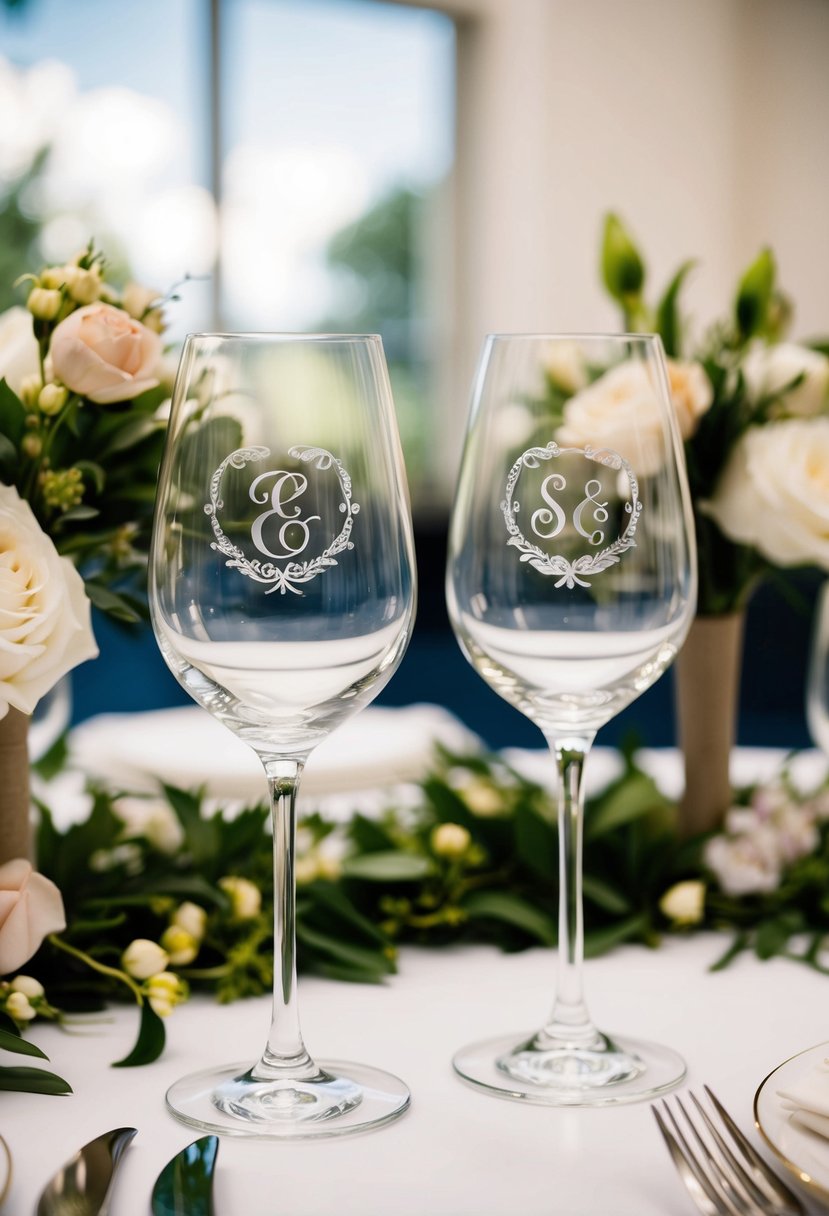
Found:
[150,1136,219,1216]
[36,1127,137,1216]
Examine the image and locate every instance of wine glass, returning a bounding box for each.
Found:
[149,333,416,1137]
[446,333,697,1106]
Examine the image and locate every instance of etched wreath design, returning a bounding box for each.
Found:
[204,445,359,595]
[501,442,641,589]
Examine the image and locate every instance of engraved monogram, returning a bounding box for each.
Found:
[205,445,359,595]
[501,443,641,589]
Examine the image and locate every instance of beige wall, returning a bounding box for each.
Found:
[435,0,829,466]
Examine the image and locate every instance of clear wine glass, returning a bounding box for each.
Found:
[149,333,416,1137]
[807,581,829,755]
[446,333,697,1106]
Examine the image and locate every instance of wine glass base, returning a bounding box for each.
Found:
[165,1059,411,1139]
[453,1030,686,1107]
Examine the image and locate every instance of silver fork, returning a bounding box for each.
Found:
[652,1085,805,1216]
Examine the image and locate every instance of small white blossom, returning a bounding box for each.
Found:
[121,938,169,980]
[431,823,471,859]
[145,971,186,1018]
[171,901,207,940]
[659,880,705,926]
[219,876,261,921]
[5,991,36,1021]
[459,779,504,817]
[10,975,44,999]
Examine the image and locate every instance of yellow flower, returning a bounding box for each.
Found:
[145,971,187,1018]
[160,925,198,966]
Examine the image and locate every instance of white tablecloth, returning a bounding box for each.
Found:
[9,732,829,1214]
[6,935,829,1215]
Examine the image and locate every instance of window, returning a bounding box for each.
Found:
[0,0,456,501]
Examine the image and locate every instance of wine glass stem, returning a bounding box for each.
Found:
[255,758,316,1078]
[544,732,596,1044]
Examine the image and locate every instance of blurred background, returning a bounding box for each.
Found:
[1,0,826,750]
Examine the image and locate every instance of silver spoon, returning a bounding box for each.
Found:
[36,1127,137,1216]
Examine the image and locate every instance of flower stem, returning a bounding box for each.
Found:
[48,934,144,1004]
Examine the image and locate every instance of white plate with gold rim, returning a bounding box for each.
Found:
[755,1040,829,1202]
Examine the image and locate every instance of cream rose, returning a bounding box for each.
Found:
[0,484,98,718]
[0,859,66,974]
[742,341,829,418]
[557,357,712,475]
[704,417,829,569]
[0,307,39,397]
[49,302,161,404]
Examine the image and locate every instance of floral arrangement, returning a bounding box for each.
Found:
[0,244,174,1087]
[598,213,829,612]
[3,743,829,1093]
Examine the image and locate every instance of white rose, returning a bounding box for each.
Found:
[0,485,98,718]
[0,307,39,397]
[742,341,829,417]
[558,358,712,476]
[704,417,829,569]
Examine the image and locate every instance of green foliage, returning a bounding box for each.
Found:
[7,745,829,1091]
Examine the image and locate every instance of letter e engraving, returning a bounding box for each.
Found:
[249,470,321,560]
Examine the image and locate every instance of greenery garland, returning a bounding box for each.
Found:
[2,739,828,1094]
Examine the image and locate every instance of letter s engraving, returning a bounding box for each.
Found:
[531,473,567,540]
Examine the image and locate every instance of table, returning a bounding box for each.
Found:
[6,934,829,1215]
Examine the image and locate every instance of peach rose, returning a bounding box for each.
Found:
[558,357,712,475]
[0,484,98,717]
[49,302,161,404]
[0,859,66,975]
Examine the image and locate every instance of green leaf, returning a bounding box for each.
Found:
[709,931,749,972]
[83,581,142,623]
[296,923,394,977]
[31,730,69,781]
[655,260,695,357]
[0,1065,72,1094]
[581,874,632,915]
[0,1027,48,1058]
[585,771,668,838]
[584,913,649,958]
[462,890,557,945]
[0,377,27,446]
[99,414,163,457]
[61,505,100,522]
[112,1001,166,1067]
[348,813,397,854]
[75,459,106,493]
[163,785,219,868]
[601,213,646,303]
[341,850,434,882]
[735,247,776,340]
[305,880,390,946]
[514,804,556,881]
